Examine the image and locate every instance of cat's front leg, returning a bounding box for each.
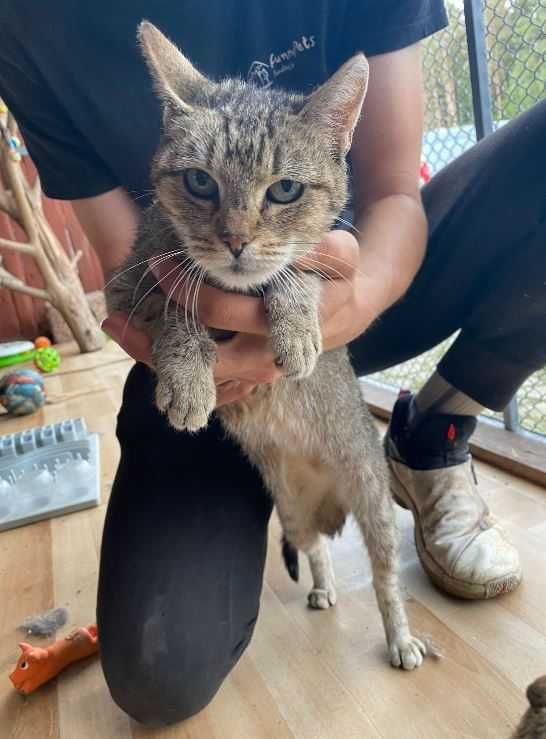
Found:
[265,272,322,379]
[152,315,217,432]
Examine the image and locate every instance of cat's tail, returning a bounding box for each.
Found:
[281,536,299,582]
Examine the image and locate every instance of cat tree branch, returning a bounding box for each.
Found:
[70,250,83,269]
[0,257,49,300]
[0,190,20,223]
[0,237,36,255]
[0,105,105,352]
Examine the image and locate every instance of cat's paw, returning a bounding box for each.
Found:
[389,634,427,671]
[271,322,322,379]
[155,373,216,432]
[308,586,337,610]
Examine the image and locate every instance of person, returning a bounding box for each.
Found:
[1,0,544,726]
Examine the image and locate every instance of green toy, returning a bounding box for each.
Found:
[34,347,61,373]
[0,341,35,368]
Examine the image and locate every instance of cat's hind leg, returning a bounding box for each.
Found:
[306,536,337,610]
[275,454,339,610]
[351,462,427,670]
[254,450,338,610]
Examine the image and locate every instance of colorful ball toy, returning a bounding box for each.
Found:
[34,336,52,349]
[0,369,45,416]
[34,347,61,373]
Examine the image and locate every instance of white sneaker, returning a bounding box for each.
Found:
[385,394,522,599]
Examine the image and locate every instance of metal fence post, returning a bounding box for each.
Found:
[464,0,494,139]
[503,398,520,432]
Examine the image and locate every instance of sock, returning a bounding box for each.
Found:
[414,372,484,418]
[388,392,478,469]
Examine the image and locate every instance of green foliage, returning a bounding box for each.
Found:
[422,0,545,130]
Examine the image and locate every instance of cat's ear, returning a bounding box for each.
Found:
[137,20,213,115]
[300,53,369,156]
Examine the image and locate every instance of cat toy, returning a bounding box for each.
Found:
[0,341,36,369]
[34,346,61,373]
[0,418,100,532]
[0,338,60,374]
[9,624,99,695]
[0,338,61,416]
[0,369,45,416]
[31,336,61,373]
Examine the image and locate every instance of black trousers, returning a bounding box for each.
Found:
[97,102,546,726]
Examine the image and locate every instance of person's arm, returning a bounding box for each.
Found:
[315,42,427,349]
[71,187,141,280]
[352,43,427,308]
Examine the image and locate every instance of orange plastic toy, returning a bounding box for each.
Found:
[34,336,52,349]
[9,624,99,695]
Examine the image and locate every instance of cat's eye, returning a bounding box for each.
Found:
[20,660,29,670]
[183,168,218,199]
[266,179,304,204]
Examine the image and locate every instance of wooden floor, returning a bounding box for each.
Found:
[1,342,545,739]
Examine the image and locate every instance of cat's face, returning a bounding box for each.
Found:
[152,88,348,290]
[139,22,368,290]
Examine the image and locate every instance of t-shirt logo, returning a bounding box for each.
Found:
[247,35,316,88]
[247,61,273,89]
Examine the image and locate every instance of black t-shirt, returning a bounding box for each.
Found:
[0,1,447,203]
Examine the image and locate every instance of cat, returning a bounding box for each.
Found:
[512,676,546,739]
[106,20,428,671]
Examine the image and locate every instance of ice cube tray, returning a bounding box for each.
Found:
[0,418,100,532]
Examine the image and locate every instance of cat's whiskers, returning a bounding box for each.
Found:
[173,265,194,334]
[104,248,186,289]
[284,252,342,288]
[333,216,360,234]
[122,260,186,341]
[165,260,195,325]
[178,264,202,334]
[181,263,200,333]
[289,252,337,277]
[176,262,198,334]
[191,267,206,336]
[273,268,307,322]
[167,261,198,332]
[128,188,156,203]
[278,268,307,305]
[165,259,194,306]
[292,254,350,286]
[286,267,309,298]
[286,277,311,319]
[182,263,203,335]
[288,245,368,281]
[132,252,192,305]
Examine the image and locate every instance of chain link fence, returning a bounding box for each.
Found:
[370,0,546,436]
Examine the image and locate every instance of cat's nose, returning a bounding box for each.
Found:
[221,233,249,259]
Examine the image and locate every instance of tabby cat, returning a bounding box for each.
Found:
[107,21,428,670]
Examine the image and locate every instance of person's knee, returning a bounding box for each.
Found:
[101,651,223,726]
[98,610,257,727]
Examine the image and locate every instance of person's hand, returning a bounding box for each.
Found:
[102,230,381,406]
